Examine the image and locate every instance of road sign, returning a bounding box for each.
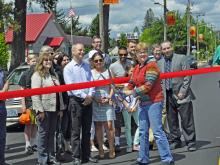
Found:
[103,0,119,4]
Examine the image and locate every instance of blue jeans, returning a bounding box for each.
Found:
[138,102,173,164]
[0,104,6,165]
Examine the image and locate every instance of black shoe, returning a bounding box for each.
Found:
[169,142,182,150]
[187,145,197,152]
[115,145,121,153]
[82,156,98,163]
[73,158,81,165]
[32,145,38,152]
[48,159,60,165]
[25,146,34,155]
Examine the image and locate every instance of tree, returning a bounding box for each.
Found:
[62,16,88,36]
[142,8,155,31]
[10,0,27,71]
[35,0,58,13]
[0,1,13,33]
[0,33,9,69]
[118,33,128,47]
[89,14,99,37]
[133,26,140,36]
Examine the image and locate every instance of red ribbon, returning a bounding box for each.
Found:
[1,66,219,100]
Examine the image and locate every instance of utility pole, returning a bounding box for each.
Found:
[163,0,167,41]
[186,0,191,55]
[99,0,109,53]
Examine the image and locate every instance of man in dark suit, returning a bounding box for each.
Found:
[157,41,197,152]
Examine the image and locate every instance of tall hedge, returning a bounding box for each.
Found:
[0,33,9,70]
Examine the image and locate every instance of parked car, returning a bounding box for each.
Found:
[6,65,29,124]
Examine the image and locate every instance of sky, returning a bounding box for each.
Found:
[7,0,220,38]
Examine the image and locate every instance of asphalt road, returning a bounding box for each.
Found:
[5,66,220,165]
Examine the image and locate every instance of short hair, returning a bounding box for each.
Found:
[92,36,101,42]
[118,46,127,52]
[127,40,137,46]
[27,54,38,62]
[152,44,161,51]
[71,43,84,52]
[39,45,54,55]
[161,40,172,47]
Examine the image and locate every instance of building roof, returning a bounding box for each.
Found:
[5,13,53,44]
[44,37,64,47]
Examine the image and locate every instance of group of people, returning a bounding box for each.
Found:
[0,36,197,165]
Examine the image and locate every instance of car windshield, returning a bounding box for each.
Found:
[8,68,28,85]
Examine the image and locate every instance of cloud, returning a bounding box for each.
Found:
[5,0,220,37]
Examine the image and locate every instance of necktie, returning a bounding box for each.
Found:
[165,60,172,90]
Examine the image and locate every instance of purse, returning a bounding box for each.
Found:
[19,109,31,125]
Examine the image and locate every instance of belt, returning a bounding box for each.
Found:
[69,95,85,102]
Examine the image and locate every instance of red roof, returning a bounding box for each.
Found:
[5,13,53,44]
[44,37,64,47]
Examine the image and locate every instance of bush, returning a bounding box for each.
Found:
[0,33,9,70]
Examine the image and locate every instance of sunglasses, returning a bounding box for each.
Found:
[119,54,128,57]
[94,59,103,63]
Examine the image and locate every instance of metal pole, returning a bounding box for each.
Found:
[163,0,167,41]
[186,0,191,55]
[99,0,104,52]
[196,16,199,53]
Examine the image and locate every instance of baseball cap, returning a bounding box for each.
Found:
[88,50,98,59]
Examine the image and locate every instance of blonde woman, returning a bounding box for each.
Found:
[32,52,65,165]
[19,54,38,154]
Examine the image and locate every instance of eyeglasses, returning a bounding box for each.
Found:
[94,59,103,63]
[119,54,128,57]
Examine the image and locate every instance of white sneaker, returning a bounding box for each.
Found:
[126,147,133,153]
[103,144,108,151]
[91,145,98,152]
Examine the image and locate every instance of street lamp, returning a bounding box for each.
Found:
[154,0,168,41]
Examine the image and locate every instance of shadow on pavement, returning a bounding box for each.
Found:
[196,140,211,149]
[12,158,38,165]
[5,146,25,154]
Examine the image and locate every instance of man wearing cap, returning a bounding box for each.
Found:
[0,67,9,165]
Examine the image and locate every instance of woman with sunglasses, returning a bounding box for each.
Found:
[31,52,65,165]
[124,43,174,165]
[91,52,116,159]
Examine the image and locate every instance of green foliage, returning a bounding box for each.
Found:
[0,1,13,33]
[0,33,9,69]
[62,16,88,36]
[89,14,99,37]
[35,0,58,13]
[118,33,128,47]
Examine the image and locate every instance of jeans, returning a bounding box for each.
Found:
[0,104,6,165]
[122,110,139,147]
[138,102,173,164]
[37,111,58,164]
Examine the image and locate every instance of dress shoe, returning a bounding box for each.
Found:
[82,156,98,163]
[72,158,81,165]
[187,145,197,152]
[169,141,182,150]
[115,145,121,152]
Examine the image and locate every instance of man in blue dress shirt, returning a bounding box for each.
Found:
[63,43,97,165]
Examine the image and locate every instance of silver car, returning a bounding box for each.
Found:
[6,65,29,125]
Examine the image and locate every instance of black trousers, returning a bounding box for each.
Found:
[69,97,92,159]
[166,90,196,146]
